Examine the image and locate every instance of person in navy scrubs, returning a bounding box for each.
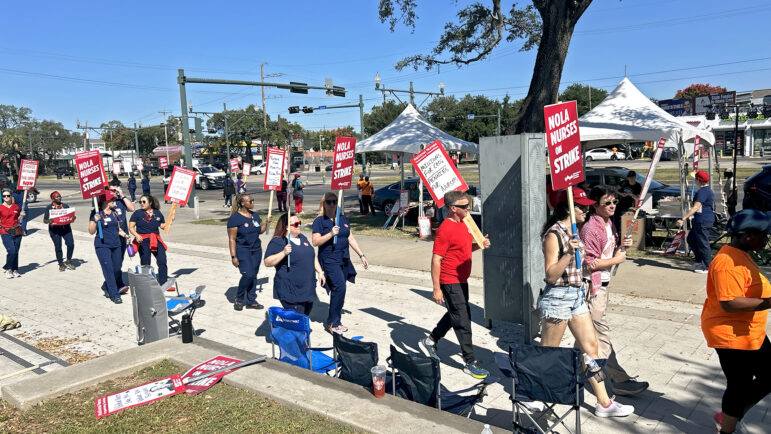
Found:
[129,195,173,286]
[107,185,135,264]
[128,172,137,201]
[227,193,272,311]
[142,172,151,195]
[89,191,130,304]
[264,213,325,315]
[312,192,369,334]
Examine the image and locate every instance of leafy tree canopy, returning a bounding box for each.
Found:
[675,83,727,99]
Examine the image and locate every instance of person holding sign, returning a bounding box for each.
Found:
[264,213,325,315]
[538,188,635,417]
[419,190,490,379]
[129,195,173,286]
[89,191,130,304]
[43,191,76,271]
[579,185,646,396]
[227,193,272,311]
[0,189,24,279]
[312,192,368,335]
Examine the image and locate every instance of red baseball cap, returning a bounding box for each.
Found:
[695,170,709,183]
[98,187,117,203]
[557,187,595,206]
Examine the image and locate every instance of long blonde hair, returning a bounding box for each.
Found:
[317,192,339,217]
[230,193,250,215]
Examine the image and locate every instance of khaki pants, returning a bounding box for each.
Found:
[577,285,632,383]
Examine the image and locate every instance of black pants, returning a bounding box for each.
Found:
[715,337,771,420]
[281,300,313,316]
[362,195,376,215]
[430,282,475,364]
[687,222,712,269]
[49,227,74,264]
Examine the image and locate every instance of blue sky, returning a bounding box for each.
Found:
[2,0,770,133]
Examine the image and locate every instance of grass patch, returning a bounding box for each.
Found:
[653,167,758,184]
[345,213,431,240]
[0,360,357,433]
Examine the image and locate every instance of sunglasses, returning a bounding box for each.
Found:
[602,199,619,206]
[139,200,148,204]
[325,199,337,205]
[290,221,302,227]
[2,195,10,198]
[575,205,589,213]
[451,203,469,209]
[244,199,254,203]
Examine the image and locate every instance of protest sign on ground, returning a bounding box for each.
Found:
[263,147,286,191]
[17,159,39,191]
[164,166,196,206]
[410,140,467,208]
[94,375,185,418]
[180,355,242,395]
[331,137,356,190]
[75,151,108,200]
[544,101,583,191]
[49,208,76,226]
[159,157,168,169]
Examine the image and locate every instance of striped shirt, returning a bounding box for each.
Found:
[543,222,585,287]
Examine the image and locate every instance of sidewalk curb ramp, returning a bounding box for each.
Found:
[1,337,496,433]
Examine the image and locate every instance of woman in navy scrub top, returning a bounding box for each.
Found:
[227,193,272,311]
[129,195,173,286]
[312,192,369,335]
[264,213,325,315]
[88,191,130,304]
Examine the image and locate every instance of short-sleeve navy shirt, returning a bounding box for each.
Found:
[312,214,351,264]
[112,199,130,232]
[130,209,165,234]
[90,210,122,248]
[693,186,715,225]
[264,234,317,303]
[227,211,263,250]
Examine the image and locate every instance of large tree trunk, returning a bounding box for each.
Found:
[509,1,592,134]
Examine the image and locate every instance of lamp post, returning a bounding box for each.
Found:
[133,121,142,167]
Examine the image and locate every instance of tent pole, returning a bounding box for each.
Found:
[678,137,689,255]
[401,151,405,231]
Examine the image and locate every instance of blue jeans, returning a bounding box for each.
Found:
[235,247,261,305]
[96,246,122,299]
[49,227,74,264]
[1,233,22,271]
[538,284,589,321]
[687,222,712,269]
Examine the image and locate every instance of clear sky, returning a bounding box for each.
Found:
[2,0,770,133]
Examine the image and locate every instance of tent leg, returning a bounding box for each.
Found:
[400,152,405,231]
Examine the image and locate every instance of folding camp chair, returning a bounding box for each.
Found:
[494,344,606,434]
[165,286,204,333]
[266,307,337,374]
[333,334,379,387]
[388,345,497,418]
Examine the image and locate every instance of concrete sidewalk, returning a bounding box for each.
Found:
[0,221,769,432]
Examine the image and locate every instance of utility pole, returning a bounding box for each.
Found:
[497,106,502,136]
[359,94,367,175]
[261,63,267,163]
[224,103,231,178]
[159,109,171,176]
[177,69,197,217]
[108,124,114,164]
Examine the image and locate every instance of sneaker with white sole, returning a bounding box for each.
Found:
[4,270,13,279]
[463,360,489,379]
[595,400,634,418]
[12,271,21,278]
[419,335,439,359]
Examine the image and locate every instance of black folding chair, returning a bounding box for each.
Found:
[333,334,379,387]
[388,345,497,418]
[495,344,605,434]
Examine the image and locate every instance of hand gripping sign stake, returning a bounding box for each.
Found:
[611,137,667,276]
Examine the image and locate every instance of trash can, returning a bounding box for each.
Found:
[315,165,320,172]
[129,265,169,345]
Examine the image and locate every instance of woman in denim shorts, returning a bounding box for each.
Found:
[538,187,634,418]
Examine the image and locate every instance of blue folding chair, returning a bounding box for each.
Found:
[266,307,337,374]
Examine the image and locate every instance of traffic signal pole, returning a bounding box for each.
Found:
[177,70,197,218]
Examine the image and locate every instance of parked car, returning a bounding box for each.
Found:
[584,148,626,161]
[582,167,681,207]
[325,165,333,172]
[53,166,75,176]
[742,164,771,212]
[372,177,432,215]
[659,147,679,161]
[163,164,226,190]
[251,162,266,175]
[146,166,165,176]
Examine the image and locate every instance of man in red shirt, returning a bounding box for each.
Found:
[419,190,491,378]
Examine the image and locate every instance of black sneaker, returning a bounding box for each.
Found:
[58,263,66,272]
[419,335,439,359]
[111,297,123,304]
[245,302,264,310]
[463,360,489,379]
[233,302,244,311]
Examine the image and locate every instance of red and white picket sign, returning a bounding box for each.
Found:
[229,158,240,173]
[664,230,686,255]
[692,135,701,171]
[49,208,76,226]
[410,140,468,208]
[636,138,667,209]
[180,355,243,395]
[16,159,39,191]
[112,162,122,175]
[158,156,168,169]
[544,100,583,191]
[263,147,286,191]
[74,150,108,200]
[331,137,356,190]
[95,374,185,418]
[164,166,196,206]
[135,158,144,171]
[242,162,252,177]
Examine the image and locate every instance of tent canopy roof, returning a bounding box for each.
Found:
[356,104,478,155]
[578,78,714,153]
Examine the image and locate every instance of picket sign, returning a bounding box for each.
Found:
[75,151,108,239]
[49,208,75,226]
[229,158,240,174]
[112,162,121,174]
[611,138,667,276]
[135,159,144,171]
[163,166,196,233]
[331,137,356,244]
[158,157,168,169]
[263,147,286,220]
[122,160,132,175]
[544,101,583,267]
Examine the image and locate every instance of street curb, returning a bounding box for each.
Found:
[1,337,495,433]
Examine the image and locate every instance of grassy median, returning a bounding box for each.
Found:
[0,360,357,433]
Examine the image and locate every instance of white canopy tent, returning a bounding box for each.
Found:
[578,78,714,156]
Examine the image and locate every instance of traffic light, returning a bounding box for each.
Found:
[719,109,730,120]
[326,86,346,97]
[288,106,300,114]
[455,114,465,121]
[207,128,216,134]
[290,82,308,94]
[302,106,314,114]
[194,117,204,141]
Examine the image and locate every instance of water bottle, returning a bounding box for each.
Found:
[481,424,493,434]
[583,353,604,381]
[181,314,193,343]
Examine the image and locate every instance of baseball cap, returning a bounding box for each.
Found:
[726,209,771,235]
[557,187,595,206]
[98,187,117,203]
[695,170,709,183]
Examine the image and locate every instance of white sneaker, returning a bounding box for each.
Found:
[694,268,708,274]
[595,400,634,418]
[12,271,21,278]
[4,270,13,279]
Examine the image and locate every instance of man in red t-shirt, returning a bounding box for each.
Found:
[419,190,491,379]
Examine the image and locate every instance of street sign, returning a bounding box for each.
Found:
[467,114,475,119]
[318,105,327,110]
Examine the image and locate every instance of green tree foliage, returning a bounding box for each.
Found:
[674,83,727,99]
[559,83,608,117]
[424,95,505,143]
[378,0,593,133]
[362,100,407,136]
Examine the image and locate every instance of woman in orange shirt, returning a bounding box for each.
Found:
[701,209,770,434]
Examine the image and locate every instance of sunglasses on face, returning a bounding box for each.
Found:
[244,199,254,203]
[575,205,589,213]
[290,221,302,227]
[451,203,469,209]
[602,199,619,206]
[2,195,10,198]
[325,199,336,205]
[139,200,148,204]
